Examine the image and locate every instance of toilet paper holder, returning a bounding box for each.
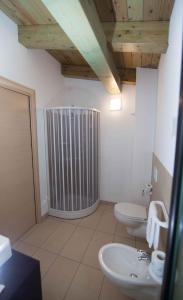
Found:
[149,250,166,284]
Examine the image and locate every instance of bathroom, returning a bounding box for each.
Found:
[0,0,183,299]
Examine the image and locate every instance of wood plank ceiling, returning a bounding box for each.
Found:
[94,0,173,72]
[0,0,174,89]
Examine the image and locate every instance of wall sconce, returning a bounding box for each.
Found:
[109,95,122,111]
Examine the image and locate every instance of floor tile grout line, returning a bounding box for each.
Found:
[39,221,77,253]
[79,205,116,266]
[78,216,105,266]
[97,273,105,300]
[58,221,96,257]
[62,261,81,300]
[39,233,148,280]
[16,206,149,284]
[81,261,103,271]
[19,231,140,279]
[59,253,81,264]
[13,239,39,250]
[19,202,111,241]
[41,252,60,280]
[21,219,65,247]
[16,205,139,299]
[14,237,61,280]
[13,239,48,257]
[58,223,79,251]
[59,204,112,298]
[62,261,104,300]
[57,224,98,264]
[18,215,110,258]
[16,219,136,261]
[20,216,62,240]
[18,219,46,241]
[16,206,118,267]
[18,219,78,256]
[74,227,96,263]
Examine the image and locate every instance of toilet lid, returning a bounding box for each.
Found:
[115,202,147,221]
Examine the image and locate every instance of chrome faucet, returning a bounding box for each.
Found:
[137,249,151,261]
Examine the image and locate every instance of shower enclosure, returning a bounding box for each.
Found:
[45,107,100,219]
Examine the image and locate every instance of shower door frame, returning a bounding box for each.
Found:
[44,106,100,219]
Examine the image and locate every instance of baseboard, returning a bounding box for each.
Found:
[100,199,116,206]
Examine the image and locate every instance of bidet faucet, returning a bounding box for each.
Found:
[137,249,151,261]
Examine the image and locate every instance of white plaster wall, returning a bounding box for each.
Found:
[56,72,158,206]
[0,12,65,108]
[56,78,136,204]
[132,68,158,205]
[154,0,183,176]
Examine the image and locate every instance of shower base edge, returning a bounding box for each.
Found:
[48,199,100,219]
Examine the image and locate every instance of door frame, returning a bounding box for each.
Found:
[161,34,183,299]
[0,75,41,223]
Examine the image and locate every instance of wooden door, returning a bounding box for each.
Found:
[0,86,36,242]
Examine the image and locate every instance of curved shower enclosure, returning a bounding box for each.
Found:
[45,107,100,219]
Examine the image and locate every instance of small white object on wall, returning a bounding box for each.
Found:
[153,166,158,183]
[149,250,166,284]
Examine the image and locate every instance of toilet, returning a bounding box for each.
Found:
[114,202,147,238]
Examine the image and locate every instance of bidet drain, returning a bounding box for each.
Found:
[130,273,138,278]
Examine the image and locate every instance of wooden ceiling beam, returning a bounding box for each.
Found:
[62,65,136,85]
[18,24,72,50]
[18,21,169,54]
[104,21,168,53]
[41,0,121,94]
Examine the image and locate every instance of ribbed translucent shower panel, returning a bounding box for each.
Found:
[45,107,100,219]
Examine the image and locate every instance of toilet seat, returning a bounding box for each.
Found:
[114,202,147,222]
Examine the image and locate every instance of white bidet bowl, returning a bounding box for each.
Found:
[98,243,161,300]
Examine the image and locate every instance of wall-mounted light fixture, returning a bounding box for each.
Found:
[109,95,122,111]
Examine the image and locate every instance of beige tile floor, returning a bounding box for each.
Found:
[13,202,150,300]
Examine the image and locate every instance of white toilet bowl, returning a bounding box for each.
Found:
[98,243,161,300]
[114,202,147,238]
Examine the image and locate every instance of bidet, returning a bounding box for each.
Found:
[98,243,161,300]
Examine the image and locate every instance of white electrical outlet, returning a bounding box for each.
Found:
[153,166,158,183]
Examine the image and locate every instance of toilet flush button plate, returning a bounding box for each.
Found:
[153,167,158,183]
